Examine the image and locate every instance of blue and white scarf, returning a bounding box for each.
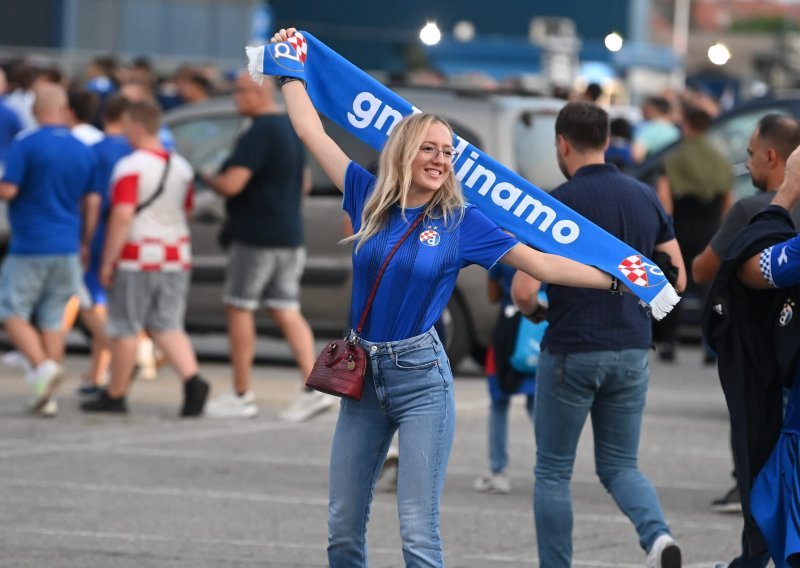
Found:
[247,32,680,319]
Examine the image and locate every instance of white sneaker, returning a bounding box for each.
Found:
[3,350,31,373]
[279,390,336,423]
[204,391,258,418]
[474,471,511,494]
[28,360,63,412]
[36,399,58,418]
[137,337,158,380]
[646,534,682,568]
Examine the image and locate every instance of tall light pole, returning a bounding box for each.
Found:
[628,0,651,43]
[672,0,691,88]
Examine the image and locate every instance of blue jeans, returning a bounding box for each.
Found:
[533,349,671,567]
[327,328,456,568]
[489,395,534,473]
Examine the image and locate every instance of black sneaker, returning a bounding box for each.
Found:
[711,484,741,513]
[80,391,128,414]
[181,376,209,417]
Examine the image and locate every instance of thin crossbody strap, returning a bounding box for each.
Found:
[354,213,424,335]
[135,154,172,214]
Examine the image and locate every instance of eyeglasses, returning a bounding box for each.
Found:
[419,144,459,161]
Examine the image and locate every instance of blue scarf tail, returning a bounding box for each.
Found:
[246,33,680,319]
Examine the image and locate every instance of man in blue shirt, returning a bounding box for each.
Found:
[0,68,23,175]
[0,82,99,415]
[518,102,687,568]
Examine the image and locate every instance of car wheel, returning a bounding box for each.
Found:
[440,295,470,370]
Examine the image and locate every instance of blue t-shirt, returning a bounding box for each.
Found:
[760,234,800,433]
[544,163,675,353]
[89,134,133,268]
[2,125,96,255]
[0,100,22,167]
[762,234,800,290]
[344,162,518,342]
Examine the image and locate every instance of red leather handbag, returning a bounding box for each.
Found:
[306,214,424,400]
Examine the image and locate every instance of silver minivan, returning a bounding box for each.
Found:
[165,87,571,367]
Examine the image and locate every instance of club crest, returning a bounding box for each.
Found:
[419,229,440,247]
[268,32,308,72]
[779,299,795,327]
[617,254,667,288]
[288,33,308,63]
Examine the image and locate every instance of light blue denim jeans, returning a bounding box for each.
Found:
[489,395,534,473]
[533,349,671,567]
[327,328,456,568]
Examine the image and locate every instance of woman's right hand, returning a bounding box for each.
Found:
[271,27,297,44]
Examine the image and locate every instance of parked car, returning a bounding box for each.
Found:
[166,86,581,367]
[627,96,800,336]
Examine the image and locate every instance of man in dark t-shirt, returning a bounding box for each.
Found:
[202,71,330,422]
[515,102,687,568]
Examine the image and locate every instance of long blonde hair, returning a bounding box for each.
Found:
[344,113,465,253]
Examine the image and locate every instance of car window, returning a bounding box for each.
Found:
[170,114,246,182]
[707,105,794,200]
[313,118,380,195]
[514,109,565,191]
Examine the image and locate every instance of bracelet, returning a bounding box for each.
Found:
[609,276,623,295]
[278,76,306,89]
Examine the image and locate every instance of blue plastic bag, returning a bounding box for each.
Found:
[509,316,547,374]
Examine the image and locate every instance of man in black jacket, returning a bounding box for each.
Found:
[704,146,800,568]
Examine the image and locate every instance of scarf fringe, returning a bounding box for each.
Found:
[245,45,265,85]
[647,284,681,321]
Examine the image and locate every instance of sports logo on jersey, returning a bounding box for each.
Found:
[617,254,667,288]
[779,299,795,326]
[419,228,441,247]
[778,245,789,266]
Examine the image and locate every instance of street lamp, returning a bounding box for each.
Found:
[708,42,731,65]
[605,32,623,52]
[420,22,442,46]
[453,20,475,42]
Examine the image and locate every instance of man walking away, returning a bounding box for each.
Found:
[0,82,99,415]
[514,101,686,568]
[81,100,208,416]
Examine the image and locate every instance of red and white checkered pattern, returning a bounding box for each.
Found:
[419,230,440,245]
[618,255,649,287]
[110,149,194,272]
[117,237,191,272]
[288,33,308,63]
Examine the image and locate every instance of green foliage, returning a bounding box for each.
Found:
[729,16,800,33]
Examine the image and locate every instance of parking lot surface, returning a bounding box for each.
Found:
[0,343,744,567]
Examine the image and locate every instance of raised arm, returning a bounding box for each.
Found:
[272,28,350,193]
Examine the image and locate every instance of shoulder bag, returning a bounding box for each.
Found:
[305,213,424,400]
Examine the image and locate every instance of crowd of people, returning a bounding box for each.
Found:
[0,55,333,423]
[0,35,798,567]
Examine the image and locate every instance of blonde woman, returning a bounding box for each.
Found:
[272,27,620,568]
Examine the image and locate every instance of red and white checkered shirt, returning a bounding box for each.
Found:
[110,148,194,272]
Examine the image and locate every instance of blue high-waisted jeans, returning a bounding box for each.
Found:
[327,328,456,568]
